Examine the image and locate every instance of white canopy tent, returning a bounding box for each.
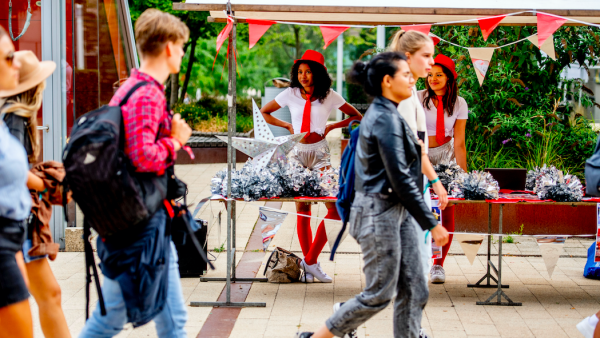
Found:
[174,0,600,309]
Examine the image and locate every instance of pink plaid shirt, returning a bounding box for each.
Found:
[110,69,177,174]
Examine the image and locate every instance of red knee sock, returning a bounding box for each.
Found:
[297,211,313,257]
[434,205,455,267]
[304,207,340,265]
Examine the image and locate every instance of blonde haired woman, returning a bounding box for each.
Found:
[1,51,71,338]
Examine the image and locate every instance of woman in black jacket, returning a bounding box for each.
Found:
[296,52,449,338]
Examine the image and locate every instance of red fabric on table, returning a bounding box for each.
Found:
[294,196,337,200]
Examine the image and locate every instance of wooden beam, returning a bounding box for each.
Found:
[173,2,600,17]
[205,11,600,26]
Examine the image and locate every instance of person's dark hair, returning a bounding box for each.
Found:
[289,60,332,103]
[347,52,407,97]
[422,64,458,116]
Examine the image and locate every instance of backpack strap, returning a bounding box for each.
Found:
[119,81,150,107]
[83,218,107,319]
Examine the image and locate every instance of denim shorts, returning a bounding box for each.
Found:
[23,239,48,263]
[0,218,29,308]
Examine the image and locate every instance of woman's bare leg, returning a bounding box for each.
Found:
[26,259,72,338]
[0,299,33,338]
[312,325,335,338]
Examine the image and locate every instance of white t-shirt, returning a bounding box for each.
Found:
[274,87,346,135]
[417,90,468,137]
[398,87,429,154]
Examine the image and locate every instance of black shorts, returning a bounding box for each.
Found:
[0,218,29,308]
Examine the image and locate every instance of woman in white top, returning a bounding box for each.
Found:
[419,54,468,284]
[261,50,362,283]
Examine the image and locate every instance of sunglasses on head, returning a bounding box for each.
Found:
[5,51,14,67]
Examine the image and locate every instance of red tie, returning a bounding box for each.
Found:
[301,94,311,134]
[436,95,450,145]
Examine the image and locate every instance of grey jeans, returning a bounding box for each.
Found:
[326,192,429,338]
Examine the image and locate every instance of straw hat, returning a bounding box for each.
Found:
[0,51,56,98]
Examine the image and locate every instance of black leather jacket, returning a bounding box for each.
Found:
[355,96,437,231]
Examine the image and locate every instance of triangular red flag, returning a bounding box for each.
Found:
[478,15,506,41]
[537,13,567,47]
[248,19,276,49]
[319,26,349,49]
[429,34,441,46]
[401,25,432,36]
[213,16,234,69]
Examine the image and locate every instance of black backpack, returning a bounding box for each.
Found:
[585,134,600,196]
[62,82,167,238]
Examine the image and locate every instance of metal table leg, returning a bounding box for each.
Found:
[476,204,521,306]
[468,203,508,289]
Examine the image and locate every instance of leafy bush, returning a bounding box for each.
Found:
[173,97,254,133]
[422,25,600,179]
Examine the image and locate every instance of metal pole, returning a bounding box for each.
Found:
[497,204,503,303]
[376,25,385,49]
[336,33,344,121]
[487,203,491,284]
[230,13,237,282]
[225,0,234,304]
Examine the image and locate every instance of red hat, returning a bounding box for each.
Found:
[433,54,458,79]
[295,50,327,71]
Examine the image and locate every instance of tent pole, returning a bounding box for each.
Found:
[190,0,266,308]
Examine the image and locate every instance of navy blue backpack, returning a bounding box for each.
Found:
[331,120,360,260]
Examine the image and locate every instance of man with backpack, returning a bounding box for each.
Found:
[78,9,192,337]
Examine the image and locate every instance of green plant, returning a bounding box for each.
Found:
[213,243,225,253]
[429,25,600,180]
[503,224,524,243]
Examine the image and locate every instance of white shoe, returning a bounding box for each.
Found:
[419,328,431,338]
[302,260,332,283]
[577,315,598,338]
[300,271,314,283]
[430,265,446,284]
[333,303,358,338]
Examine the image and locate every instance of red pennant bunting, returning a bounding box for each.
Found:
[319,26,349,49]
[401,24,432,36]
[429,34,441,46]
[213,16,234,69]
[537,13,567,48]
[478,15,506,41]
[248,19,276,49]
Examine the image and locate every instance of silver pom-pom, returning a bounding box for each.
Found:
[433,161,464,191]
[449,171,500,200]
[534,168,583,202]
[210,159,338,201]
[526,164,557,191]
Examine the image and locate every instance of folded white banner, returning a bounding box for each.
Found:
[537,236,566,278]
[526,34,557,60]
[455,234,485,265]
[259,207,288,250]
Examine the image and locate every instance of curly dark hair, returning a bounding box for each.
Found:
[289,60,332,103]
[422,63,458,116]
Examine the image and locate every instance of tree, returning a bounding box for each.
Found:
[128,0,218,106]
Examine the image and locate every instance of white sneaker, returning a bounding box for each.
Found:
[577,315,598,338]
[300,271,314,283]
[419,328,431,338]
[333,303,358,338]
[302,260,333,283]
[430,265,446,284]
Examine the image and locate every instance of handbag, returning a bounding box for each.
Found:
[263,247,302,283]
